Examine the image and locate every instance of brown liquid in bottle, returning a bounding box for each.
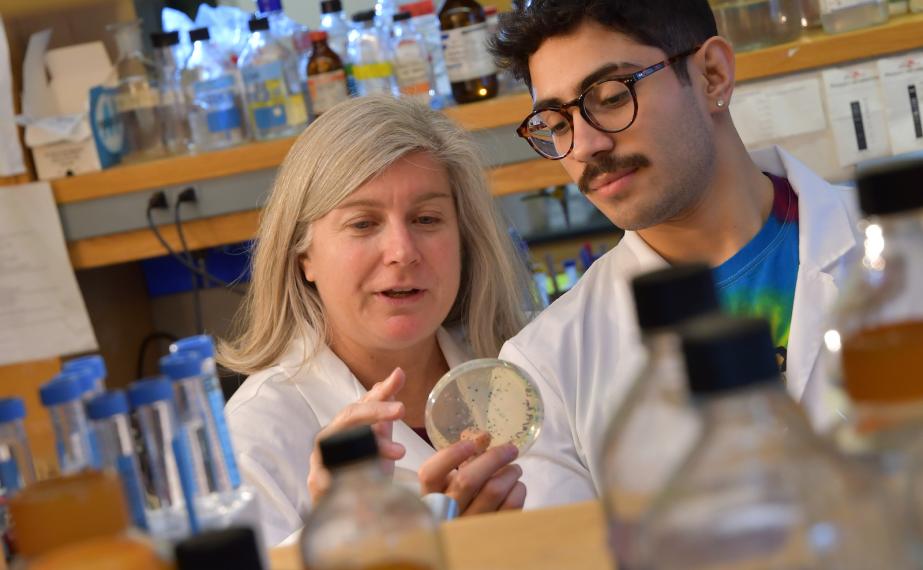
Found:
[841,320,923,403]
[307,31,350,115]
[439,0,498,103]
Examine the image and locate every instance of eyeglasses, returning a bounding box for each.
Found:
[516,46,701,160]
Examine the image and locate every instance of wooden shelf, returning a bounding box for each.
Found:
[59,12,923,269]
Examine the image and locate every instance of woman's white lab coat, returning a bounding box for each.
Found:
[500,146,863,509]
[225,327,471,546]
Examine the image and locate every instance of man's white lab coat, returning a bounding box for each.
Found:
[225,328,469,545]
[499,146,862,509]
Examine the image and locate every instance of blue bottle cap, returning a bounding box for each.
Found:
[87,391,130,420]
[39,373,83,406]
[0,398,26,423]
[171,335,216,359]
[67,365,102,395]
[62,355,107,381]
[160,351,204,381]
[128,376,174,409]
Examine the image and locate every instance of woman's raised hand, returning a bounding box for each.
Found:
[307,368,407,503]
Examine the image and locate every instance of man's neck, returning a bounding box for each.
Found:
[637,133,774,267]
[331,333,448,426]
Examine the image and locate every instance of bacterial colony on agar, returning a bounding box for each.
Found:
[424,359,544,455]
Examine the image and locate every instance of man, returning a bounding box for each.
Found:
[491,0,861,507]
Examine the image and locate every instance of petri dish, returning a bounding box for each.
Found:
[424,358,544,455]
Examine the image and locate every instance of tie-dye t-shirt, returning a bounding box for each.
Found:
[713,174,799,372]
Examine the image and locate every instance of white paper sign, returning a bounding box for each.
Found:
[730,75,828,146]
[0,15,25,177]
[0,182,97,367]
[877,51,923,155]
[821,63,890,167]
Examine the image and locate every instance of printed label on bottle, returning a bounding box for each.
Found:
[442,22,496,83]
[205,379,242,489]
[241,60,307,131]
[114,87,161,112]
[192,75,243,134]
[308,69,350,114]
[395,41,432,102]
[352,61,394,80]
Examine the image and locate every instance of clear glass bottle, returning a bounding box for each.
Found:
[256,0,313,84]
[238,17,310,141]
[825,156,923,564]
[300,426,445,570]
[349,10,399,97]
[710,0,804,52]
[375,0,399,32]
[439,0,498,103]
[391,12,435,105]
[320,0,357,95]
[183,27,247,151]
[87,390,149,531]
[106,20,166,162]
[801,0,823,27]
[39,373,97,475]
[0,398,36,497]
[644,316,905,570]
[399,0,453,103]
[150,31,191,155]
[308,31,351,115]
[600,265,718,570]
[820,0,889,34]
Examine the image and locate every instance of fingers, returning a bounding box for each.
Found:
[500,480,527,511]
[418,440,478,494]
[436,443,519,512]
[363,367,406,403]
[330,400,404,433]
[463,463,524,515]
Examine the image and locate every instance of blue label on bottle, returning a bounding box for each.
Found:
[241,60,291,131]
[116,455,149,530]
[0,457,21,494]
[205,378,242,488]
[193,75,236,95]
[172,430,200,533]
[252,105,288,130]
[207,107,243,133]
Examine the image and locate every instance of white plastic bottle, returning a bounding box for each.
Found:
[400,0,452,102]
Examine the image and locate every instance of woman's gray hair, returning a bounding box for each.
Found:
[219,95,532,374]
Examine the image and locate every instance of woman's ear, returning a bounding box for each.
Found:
[695,36,736,114]
[300,253,316,283]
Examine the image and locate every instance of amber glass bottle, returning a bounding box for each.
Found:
[438,0,498,103]
[307,30,351,115]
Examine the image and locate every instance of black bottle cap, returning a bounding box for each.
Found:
[352,9,376,22]
[319,425,379,469]
[189,27,210,43]
[393,11,412,21]
[174,527,263,570]
[681,315,780,398]
[631,264,719,333]
[321,0,343,14]
[856,153,923,216]
[150,31,180,48]
[249,16,270,32]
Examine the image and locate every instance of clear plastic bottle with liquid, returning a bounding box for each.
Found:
[238,17,310,140]
[349,10,398,96]
[320,0,352,59]
[643,316,906,570]
[106,21,166,162]
[399,0,453,103]
[391,12,435,105]
[39,374,97,475]
[820,0,889,33]
[600,265,718,570]
[184,27,247,151]
[825,156,923,563]
[256,0,313,84]
[0,398,36,497]
[150,31,191,155]
[300,426,445,570]
[710,0,804,52]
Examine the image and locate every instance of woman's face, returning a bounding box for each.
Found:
[301,151,462,355]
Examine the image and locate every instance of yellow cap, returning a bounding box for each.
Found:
[9,470,130,557]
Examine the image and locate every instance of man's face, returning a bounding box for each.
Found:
[528,20,716,231]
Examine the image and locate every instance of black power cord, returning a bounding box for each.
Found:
[145,190,247,296]
[175,188,204,334]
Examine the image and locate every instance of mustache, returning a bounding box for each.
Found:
[578,154,651,195]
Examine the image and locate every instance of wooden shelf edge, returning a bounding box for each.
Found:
[489,159,572,196]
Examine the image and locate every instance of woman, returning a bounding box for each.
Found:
[220,95,533,545]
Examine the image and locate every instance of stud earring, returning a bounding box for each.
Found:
[716,99,726,108]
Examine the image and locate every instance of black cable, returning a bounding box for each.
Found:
[174,195,205,334]
[145,199,247,295]
[137,331,179,379]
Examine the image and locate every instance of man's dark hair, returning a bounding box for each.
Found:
[490,0,718,88]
